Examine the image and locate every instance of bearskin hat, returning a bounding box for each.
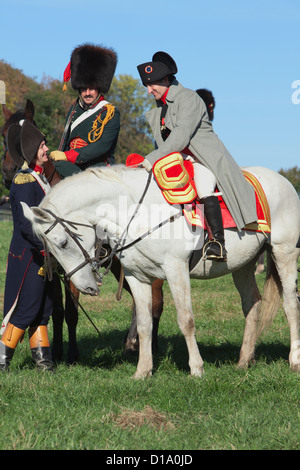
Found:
[70,43,117,93]
[196,89,215,121]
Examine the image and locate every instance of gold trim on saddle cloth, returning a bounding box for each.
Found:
[153,153,197,204]
[242,170,271,233]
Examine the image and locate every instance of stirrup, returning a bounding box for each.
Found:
[202,239,227,262]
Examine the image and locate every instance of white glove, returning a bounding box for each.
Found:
[141,159,152,172]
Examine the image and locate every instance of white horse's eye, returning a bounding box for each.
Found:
[60,240,68,249]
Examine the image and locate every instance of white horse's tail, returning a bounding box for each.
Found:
[257,251,283,339]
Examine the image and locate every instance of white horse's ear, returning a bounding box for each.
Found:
[20,202,53,223]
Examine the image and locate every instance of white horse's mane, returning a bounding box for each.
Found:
[87,164,134,183]
[46,164,141,198]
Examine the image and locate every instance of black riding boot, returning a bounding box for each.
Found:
[29,326,55,372]
[201,196,227,262]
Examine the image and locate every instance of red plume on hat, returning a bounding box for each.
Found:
[62,61,71,91]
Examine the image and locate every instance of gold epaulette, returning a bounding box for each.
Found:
[14,172,36,184]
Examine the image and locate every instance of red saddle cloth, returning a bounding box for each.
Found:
[126,153,271,234]
[183,168,271,234]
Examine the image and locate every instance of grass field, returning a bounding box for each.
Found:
[0,221,299,451]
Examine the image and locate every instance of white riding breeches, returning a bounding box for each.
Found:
[190,159,217,199]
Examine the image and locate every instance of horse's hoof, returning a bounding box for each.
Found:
[51,347,63,363]
[132,370,152,379]
[190,367,204,378]
[124,339,139,353]
[67,350,79,365]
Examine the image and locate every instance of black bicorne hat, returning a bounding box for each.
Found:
[7,120,45,166]
[137,51,177,86]
[70,43,117,93]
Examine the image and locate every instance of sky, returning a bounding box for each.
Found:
[0,0,299,172]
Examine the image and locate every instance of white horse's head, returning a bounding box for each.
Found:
[21,202,100,295]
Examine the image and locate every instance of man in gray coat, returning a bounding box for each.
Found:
[137,51,257,261]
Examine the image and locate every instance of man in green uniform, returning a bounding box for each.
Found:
[51,43,120,177]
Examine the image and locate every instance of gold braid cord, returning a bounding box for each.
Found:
[88,104,115,143]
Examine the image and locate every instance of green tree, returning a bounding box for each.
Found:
[107,74,154,162]
[27,77,77,151]
[279,166,300,196]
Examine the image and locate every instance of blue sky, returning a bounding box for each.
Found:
[0,0,299,172]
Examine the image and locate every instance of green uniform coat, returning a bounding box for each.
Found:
[55,98,120,178]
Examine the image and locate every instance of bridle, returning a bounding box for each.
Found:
[42,209,108,282]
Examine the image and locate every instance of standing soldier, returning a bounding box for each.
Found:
[0,121,54,372]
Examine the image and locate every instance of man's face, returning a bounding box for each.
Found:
[35,141,49,166]
[79,88,99,105]
[146,77,170,101]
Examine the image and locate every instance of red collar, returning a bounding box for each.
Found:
[161,89,169,105]
[93,94,105,107]
[29,163,44,174]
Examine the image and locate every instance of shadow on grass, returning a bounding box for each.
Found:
[51,328,290,373]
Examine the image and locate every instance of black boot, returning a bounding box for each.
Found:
[0,341,15,371]
[30,347,55,372]
[29,326,55,372]
[0,323,25,371]
[201,196,227,262]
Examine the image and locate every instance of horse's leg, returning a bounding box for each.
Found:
[109,255,164,353]
[231,259,262,369]
[125,276,153,379]
[270,246,300,371]
[109,257,139,352]
[151,279,164,353]
[124,302,139,352]
[166,261,203,377]
[255,252,265,275]
[125,279,164,353]
[64,279,79,364]
[51,274,65,362]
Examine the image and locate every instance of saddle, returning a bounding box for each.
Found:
[126,152,271,235]
[152,153,271,235]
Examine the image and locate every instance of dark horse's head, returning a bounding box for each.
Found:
[1,99,36,188]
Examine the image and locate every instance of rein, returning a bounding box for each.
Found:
[41,171,183,282]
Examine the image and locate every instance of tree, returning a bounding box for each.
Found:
[279,166,300,196]
[107,74,154,162]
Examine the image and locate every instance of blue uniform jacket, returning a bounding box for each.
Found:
[3,169,52,330]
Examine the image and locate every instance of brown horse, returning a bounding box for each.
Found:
[1,100,163,362]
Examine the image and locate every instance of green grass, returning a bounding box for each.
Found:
[0,221,299,450]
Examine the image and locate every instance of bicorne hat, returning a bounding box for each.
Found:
[64,43,117,93]
[137,51,177,86]
[7,120,45,166]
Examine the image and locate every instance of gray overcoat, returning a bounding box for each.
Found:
[145,80,257,231]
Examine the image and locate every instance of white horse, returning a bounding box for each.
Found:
[21,164,300,378]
